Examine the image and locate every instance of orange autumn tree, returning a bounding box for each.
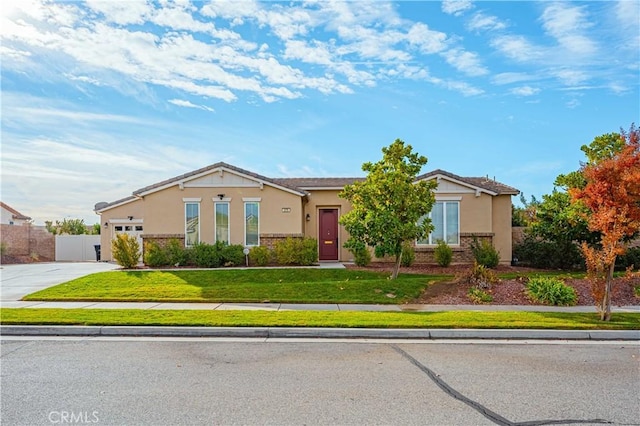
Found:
[570,124,640,321]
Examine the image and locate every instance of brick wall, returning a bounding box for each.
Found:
[0,224,55,261]
[259,233,304,250]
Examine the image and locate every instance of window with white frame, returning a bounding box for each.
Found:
[185,202,200,246]
[244,202,259,246]
[417,201,459,245]
[215,202,230,244]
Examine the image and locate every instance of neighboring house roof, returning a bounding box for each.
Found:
[95,163,519,213]
[417,169,520,196]
[0,202,32,221]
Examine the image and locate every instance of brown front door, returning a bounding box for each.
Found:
[319,209,339,261]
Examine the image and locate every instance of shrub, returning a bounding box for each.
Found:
[111,234,140,269]
[221,243,245,267]
[191,242,220,268]
[616,247,640,271]
[467,287,493,304]
[513,236,583,269]
[250,246,272,266]
[470,237,500,268]
[350,245,371,267]
[166,238,187,267]
[459,261,498,289]
[274,237,318,265]
[401,242,415,267]
[434,240,452,267]
[0,241,7,256]
[526,277,577,306]
[143,241,169,267]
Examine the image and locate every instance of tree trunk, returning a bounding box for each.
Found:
[391,253,402,280]
[600,260,615,321]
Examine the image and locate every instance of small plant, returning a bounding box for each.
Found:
[191,242,220,268]
[467,287,493,304]
[470,237,500,268]
[166,238,187,266]
[401,242,415,267]
[460,261,498,289]
[250,246,272,266]
[350,245,371,267]
[635,286,640,298]
[526,277,577,306]
[434,240,453,267]
[220,243,245,267]
[143,241,169,267]
[274,237,318,266]
[0,241,7,256]
[111,234,140,269]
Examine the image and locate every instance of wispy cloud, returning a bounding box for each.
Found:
[510,86,540,97]
[467,12,507,32]
[441,0,474,16]
[169,99,215,112]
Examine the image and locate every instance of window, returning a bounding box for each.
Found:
[418,201,459,245]
[185,202,200,246]
[135,225,143,232]
[215,202,230,244]
[115,226,123,232]
[244,202,259,246]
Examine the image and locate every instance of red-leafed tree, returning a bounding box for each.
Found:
[570,124,640,321]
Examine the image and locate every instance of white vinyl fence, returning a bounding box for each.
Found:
[55,235,101,261]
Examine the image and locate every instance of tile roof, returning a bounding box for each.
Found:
[417,169,520,195]
[0,202,31,221]
[95,163,519,212]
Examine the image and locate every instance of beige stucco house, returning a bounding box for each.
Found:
[95,162,519,264]
[1,202,32,226]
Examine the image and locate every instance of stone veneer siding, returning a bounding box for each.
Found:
[374,233,494,264]
[0,224,55,262]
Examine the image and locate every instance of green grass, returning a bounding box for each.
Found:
[1,308,638,330]
[23,269,446,304]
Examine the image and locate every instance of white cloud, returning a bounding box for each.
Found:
[467,12,507,32]
[566,98,581,109]
[168,99,215,112]
[491,35,544,63]
[85,0,152,25]
[441,48,488,76]
[492,72,538,85]
[441,0,474,16]
[510,86,540,97]
[540,3,596,56]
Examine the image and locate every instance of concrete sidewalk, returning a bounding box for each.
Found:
[2,300,639,313]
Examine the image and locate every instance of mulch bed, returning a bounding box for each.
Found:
[345,263,640,306]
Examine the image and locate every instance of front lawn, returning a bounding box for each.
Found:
[23,269,446,304]
[2,308,638,330]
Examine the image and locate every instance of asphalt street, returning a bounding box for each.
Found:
[1,338,638,425]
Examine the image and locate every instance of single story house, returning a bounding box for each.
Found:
[94,162,519,264]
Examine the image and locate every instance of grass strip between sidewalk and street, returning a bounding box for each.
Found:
[1,309,638,330]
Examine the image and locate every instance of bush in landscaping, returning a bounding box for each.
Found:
[111,234,140,269]
[401,242,415,267]
[166,238,188,266]
[274,237,318,265]
[470,237,500,268]
[350,245,371,267]
[459,261,499,290]
[143,241,169,267]
[434,240,453,267]
[467,287,493,304]
[616,247,640,271]
[221,243,245,267]
[250,246,272,266]
[526,277,577,306]
[513,235,583,270]
[191,242,220,268]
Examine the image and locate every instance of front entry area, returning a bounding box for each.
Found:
[318,208,339,261]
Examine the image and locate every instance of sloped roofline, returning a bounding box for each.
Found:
[0,202,32,221]
[416,169,519,196]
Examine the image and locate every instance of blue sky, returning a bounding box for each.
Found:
[1,0,639,225]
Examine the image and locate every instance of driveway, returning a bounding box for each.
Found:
[0,262,119,302]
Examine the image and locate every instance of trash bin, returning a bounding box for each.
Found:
[94,245,101,262]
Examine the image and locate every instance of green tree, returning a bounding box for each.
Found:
[339,139,437,279]
[45,218,88,235]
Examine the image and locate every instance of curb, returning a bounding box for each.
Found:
[1,325,639,340]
